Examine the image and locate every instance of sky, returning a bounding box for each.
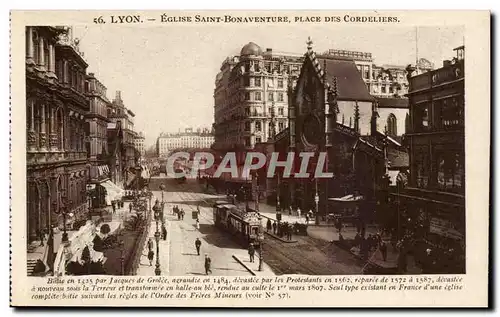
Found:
[73,24,464,148]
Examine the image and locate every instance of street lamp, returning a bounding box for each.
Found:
[85,184,94,221]
[154,219,161,276]
[119,240,125,275]
[52,192,73,243]
[314,179,320,225]
[160,184,165,203]
[148,195,152,216]
[258,215,264,271]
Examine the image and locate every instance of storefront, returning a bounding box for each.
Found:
[393,192,465,274]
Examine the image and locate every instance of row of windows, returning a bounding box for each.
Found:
[90,98,108,118]
[413,96,464,132]
[244,107,285,116]
[243,76,284,88]
[413,148,464,193]
[244,91,285,102]
[244,121,285,132]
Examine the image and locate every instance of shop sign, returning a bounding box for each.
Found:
[429,217,463,240]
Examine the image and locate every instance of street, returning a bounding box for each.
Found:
[137,178,274,276]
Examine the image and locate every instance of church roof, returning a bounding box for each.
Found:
[305,49,374,102]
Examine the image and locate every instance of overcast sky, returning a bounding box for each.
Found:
[73,24,464,147]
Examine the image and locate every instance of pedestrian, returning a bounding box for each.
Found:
[272,221,277,234]
[380,241,387,261]
[129,203,133,213]
[148,249,154,266]
[181,210,185,220]
[196,218,200,230]
[305,214,309,224]
[266,219,272,232]
[297,208,301,218]
[248,243,255,263]
[147,238,155,266]
[195,238,202,255]
[147,237,154,252]
[111,201,116,214]
[354,232,361,247]
[204,254,212,275]
[161,223,167,240]
[337,218,343,233]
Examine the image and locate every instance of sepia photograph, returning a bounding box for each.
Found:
[10,10,490,307]
[24,23,465,277]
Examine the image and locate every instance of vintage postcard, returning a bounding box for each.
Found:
[10,10,490,307]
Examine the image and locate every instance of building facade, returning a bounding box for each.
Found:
[156,128,214,157]
[134,131,146,157]
[26,26,90,243]
[85,73,118,209]
[392,46,465,273]
[107,91,138,188]
[322,49,434,99]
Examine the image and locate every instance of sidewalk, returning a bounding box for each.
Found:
[136,218,171,276]
[232,250,275,276]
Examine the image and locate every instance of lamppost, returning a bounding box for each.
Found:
[258,215,264,271]
[119,240,125,275]
[314,179,320,225]
[148,194,152,216]
[52,192,73,243]
[154,218,161,276]
[85,184,94,221]
[86,161,92,221]
[276,173,281,212]
[160,184,165,203]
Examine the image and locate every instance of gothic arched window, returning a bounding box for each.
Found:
[387,113,397,136]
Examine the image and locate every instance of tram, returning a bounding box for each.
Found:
[212,202,261,247]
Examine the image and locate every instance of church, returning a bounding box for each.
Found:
[260,38,408,227]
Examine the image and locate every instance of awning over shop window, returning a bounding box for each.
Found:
[329,194,365,202]
[101,180,124,205]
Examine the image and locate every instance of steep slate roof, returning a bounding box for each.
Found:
[318,57,374,102]
[305,49,374,102]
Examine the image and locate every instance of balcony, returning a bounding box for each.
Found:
[409,60,464,93]
[27,150,88,165]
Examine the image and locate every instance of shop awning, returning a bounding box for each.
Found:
[329,194,365,202]
[387,170,399,186]
[101,180,124,205]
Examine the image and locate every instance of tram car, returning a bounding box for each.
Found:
[212,202,261,247]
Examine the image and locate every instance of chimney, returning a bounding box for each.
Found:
[89,72,95,77]
[116,91,122,101]
[266,48,272,53]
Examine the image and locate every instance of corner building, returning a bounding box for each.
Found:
[393,46,465,273]
[213,43,303,150]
